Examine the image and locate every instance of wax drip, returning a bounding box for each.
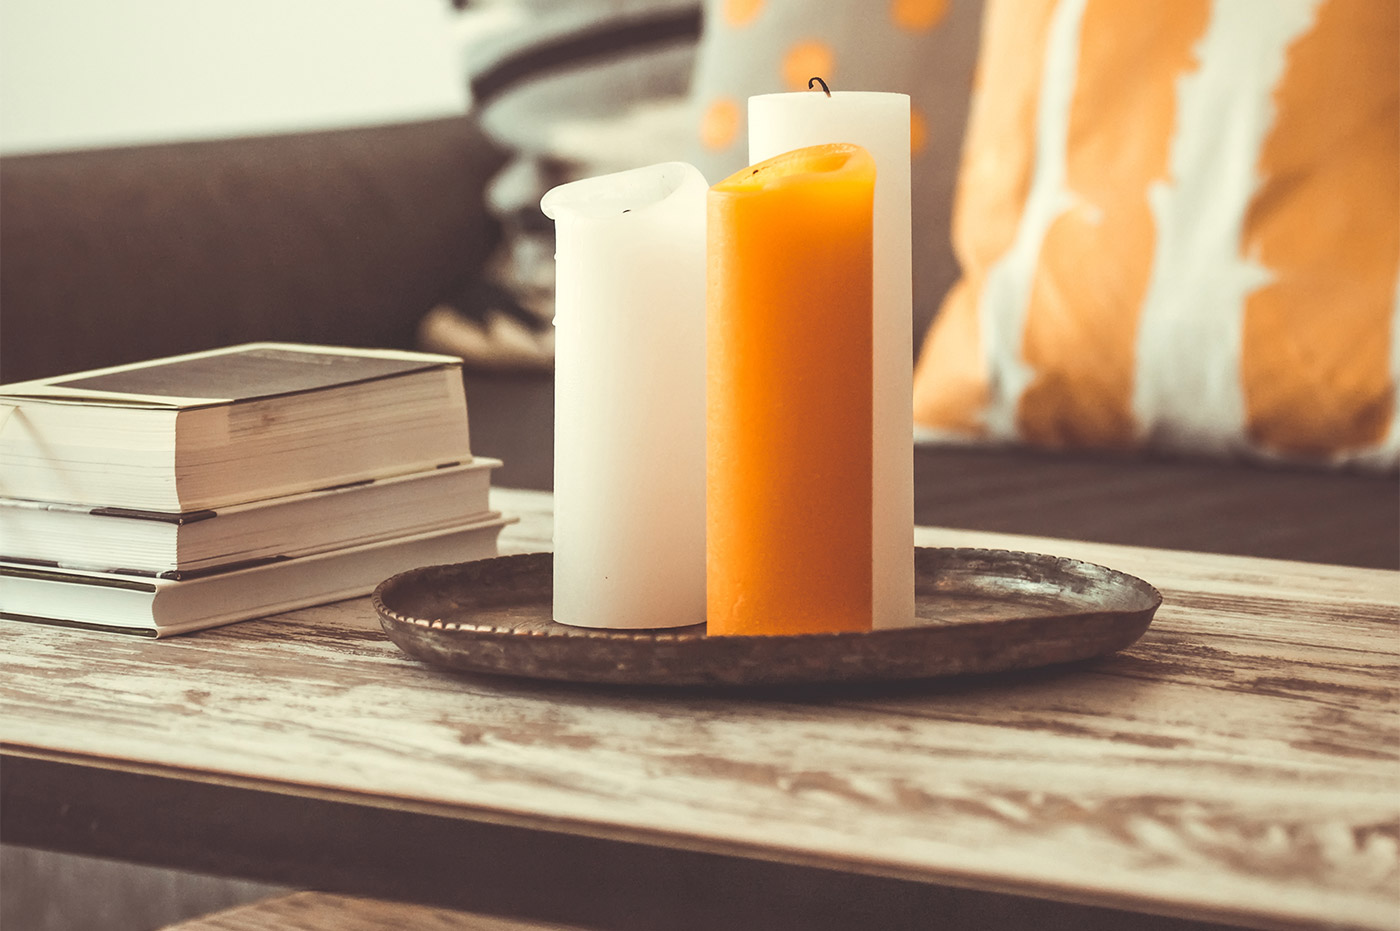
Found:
[808,76,831,97]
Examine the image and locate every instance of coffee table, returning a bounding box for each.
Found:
[3,488,1396,931]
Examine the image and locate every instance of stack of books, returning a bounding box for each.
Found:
[0,343,512,636]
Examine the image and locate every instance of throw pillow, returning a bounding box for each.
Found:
[419,0,702,371]
[913,0,1399,470]
[684,0,983,343]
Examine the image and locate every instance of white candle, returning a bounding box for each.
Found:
[541,162,708,629]
[748,90,915,630]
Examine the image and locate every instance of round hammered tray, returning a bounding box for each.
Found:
[373,548,1162,687]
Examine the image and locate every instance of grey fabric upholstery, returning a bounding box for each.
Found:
[0,117,506,383]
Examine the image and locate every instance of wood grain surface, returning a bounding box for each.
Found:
[3,488,1397,931]
[160,891,584,931]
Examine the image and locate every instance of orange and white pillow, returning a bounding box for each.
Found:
[913,0,1399,470]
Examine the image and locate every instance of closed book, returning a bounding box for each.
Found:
[0,343,472,511]
[0,458,501,578]
[0,514,515,637]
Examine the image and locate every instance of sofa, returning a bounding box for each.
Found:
[3,112,1393,572]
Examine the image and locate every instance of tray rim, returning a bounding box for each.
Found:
[372,546,1163,644]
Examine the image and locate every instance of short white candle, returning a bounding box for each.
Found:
[541,162,708,629]
[748,90,915,630]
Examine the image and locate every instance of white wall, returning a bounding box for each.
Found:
[0,0,468,155]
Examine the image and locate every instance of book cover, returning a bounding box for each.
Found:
[0,343,463,409]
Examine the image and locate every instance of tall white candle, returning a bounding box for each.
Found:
[541,162,708,629]
[748,90,915,630]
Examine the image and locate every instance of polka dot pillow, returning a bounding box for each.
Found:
[914,0,1399,470]
[685,0,984,342]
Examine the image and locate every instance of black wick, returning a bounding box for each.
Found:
[808,76,831,97]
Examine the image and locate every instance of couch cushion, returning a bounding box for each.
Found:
[0,117,505,383]
[912,0,1399,470]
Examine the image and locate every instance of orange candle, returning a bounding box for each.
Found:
[706,142,875,636]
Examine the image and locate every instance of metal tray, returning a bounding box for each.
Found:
[373,548,1161,687]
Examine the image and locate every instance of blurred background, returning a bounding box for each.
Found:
[0,1,467,155]
[0,0,980,492]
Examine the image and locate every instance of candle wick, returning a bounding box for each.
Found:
[808,76,831,97]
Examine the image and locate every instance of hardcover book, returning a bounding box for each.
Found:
[0,514,515,637]
[0,343,472,511]
[0,458,501,577]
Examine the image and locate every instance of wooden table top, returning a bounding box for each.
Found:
[3,488,1396,931]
